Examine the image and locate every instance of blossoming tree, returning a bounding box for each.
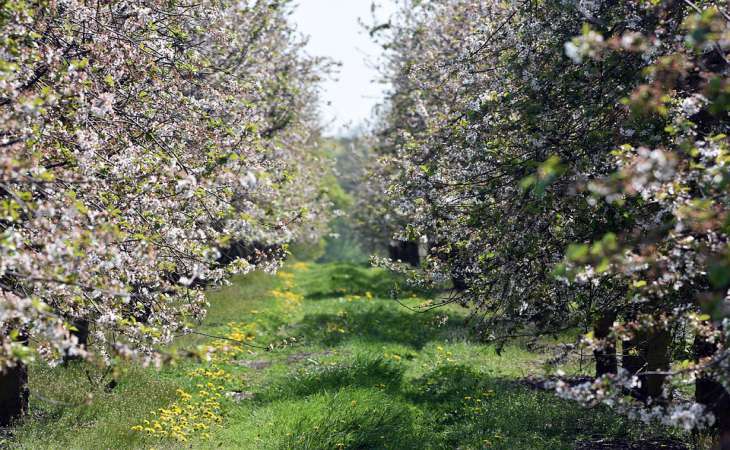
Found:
[0,0,332,425]
[366,0,729,442]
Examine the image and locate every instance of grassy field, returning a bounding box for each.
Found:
[8,262,689,449]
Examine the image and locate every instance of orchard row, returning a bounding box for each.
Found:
[359,0,730,442]
[0,0,332,425]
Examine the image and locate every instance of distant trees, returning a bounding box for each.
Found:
[0,0,331,425]
[364,0,729,443]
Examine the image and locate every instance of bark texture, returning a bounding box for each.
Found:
[593,312,617,377]
[0,363,29,427]
[622,328,671,401]
[694,335,730,449]
[388,240,420,267]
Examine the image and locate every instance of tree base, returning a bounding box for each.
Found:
[0,363,29,427]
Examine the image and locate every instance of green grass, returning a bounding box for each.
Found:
[7,262,689,449]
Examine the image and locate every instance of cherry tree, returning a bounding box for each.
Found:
[367,0,729,442]
[0,0,331,425]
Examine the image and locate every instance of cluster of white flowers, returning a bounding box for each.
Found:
[361,0,730,436]
[0,0,332,375]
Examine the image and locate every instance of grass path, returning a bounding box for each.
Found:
[12,262,686,449]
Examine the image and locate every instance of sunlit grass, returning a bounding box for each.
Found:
[9,261,689,449]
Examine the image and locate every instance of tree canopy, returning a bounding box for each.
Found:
[0,0,332,370]
[362,0,729,436]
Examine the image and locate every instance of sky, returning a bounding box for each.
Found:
[291,1,397,136]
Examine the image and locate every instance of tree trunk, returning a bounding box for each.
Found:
[622,328,671,402]
[388,240,420,267]
[401,241,420,266]
[641,328,671,401]
[452,274,467,292]
[694,335,730,449]
[0,363,29,427]
[622,337,642,375]
[63,318,89,364]
[593,312,617,377]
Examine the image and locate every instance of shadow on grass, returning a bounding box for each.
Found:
[259,355,405,402]
[253,358,686,450]
[293,304,469,349]
[247,357,427,449]
[302,263,434,300]
[404,364,686,449]
[265,388,425,449]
